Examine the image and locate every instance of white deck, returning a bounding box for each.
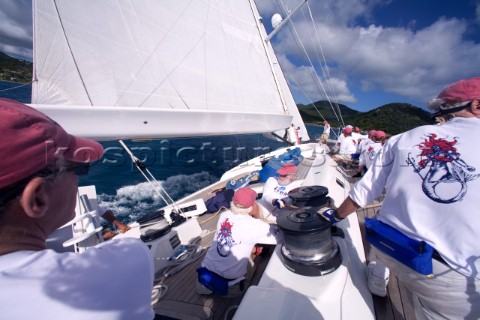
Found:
[150,143,376,319]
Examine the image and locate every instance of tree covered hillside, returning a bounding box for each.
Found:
[0,52,32,83]
[298,101,435,135]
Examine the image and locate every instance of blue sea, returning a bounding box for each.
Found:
[0,81,327,223]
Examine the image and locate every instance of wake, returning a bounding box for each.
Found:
[97,172,218,224]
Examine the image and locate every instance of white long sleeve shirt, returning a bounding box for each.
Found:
[259,177,303,212]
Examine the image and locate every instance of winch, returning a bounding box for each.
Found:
[288,185,329,207]
[275,186,342,276]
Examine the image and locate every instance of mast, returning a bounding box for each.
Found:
[248,0,289,114]
[248,0,310,144]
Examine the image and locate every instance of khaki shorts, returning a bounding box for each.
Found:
[374,248,480,320]
[319,133,329,142]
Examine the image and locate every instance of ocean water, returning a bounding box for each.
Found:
[0,81,327,223]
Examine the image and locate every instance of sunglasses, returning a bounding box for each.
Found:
[0,163,90,207]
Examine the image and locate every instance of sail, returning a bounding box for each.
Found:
[30,0,307,141]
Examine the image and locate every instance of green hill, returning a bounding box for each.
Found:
[297,101,361,125]
[298,101,435,135]
[0,52,32,83]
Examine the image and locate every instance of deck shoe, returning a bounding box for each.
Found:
[366,261,389,297]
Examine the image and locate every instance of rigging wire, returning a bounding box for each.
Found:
[283,3,340,122]
[0,81,34,93]
[118,139,183,221]
[275,0,346,132]
[287,74,327,121]
[305,3,345,128]
[279,6,330,118]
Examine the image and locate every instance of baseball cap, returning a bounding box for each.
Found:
[428,77,480,114]
[343,127,353,134]
[0,98,104,189]
[233,187,257,208]
[374,130,386,139]
[277,163,297,175]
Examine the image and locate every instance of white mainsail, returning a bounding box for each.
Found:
[31,0,309,142]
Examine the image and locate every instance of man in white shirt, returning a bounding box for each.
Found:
[258,163,303,221]
[332,127,357,165]
[319,120,331,144]
[353,130,385,178]
[0,99,154,320]
[321,77,480,320]
[357,130,376,154]
[197,187,280,297]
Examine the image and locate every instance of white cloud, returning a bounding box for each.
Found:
[278,54,356,104]
[258,0,480,106]
[0,0,32,60]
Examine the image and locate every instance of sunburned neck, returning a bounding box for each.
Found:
[0,229,46,256]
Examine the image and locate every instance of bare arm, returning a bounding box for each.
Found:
[336,196,361,219]
[101,209,131,233]
[250,202,260,219]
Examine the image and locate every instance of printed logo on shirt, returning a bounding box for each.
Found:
[217,218,240,257]
[273,185,289,197]
[406,133,479,203]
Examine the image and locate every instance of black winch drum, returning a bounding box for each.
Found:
[288,185,329,207]
[276,207,342,276]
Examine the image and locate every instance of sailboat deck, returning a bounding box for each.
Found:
[152,210,274,320]
[347,172,415,320]
[152,163,414,320]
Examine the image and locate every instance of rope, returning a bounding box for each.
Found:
[151,284,168,306]
[150,231,212,306]
[198,206,226,225]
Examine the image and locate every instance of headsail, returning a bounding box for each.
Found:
[30,0,308,141]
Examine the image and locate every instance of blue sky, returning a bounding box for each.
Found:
[1,0,479,112]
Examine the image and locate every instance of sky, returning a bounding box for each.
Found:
[1,0,479,112]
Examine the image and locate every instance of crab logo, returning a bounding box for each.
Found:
[406,134,479,203]
[216,218,240,257]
